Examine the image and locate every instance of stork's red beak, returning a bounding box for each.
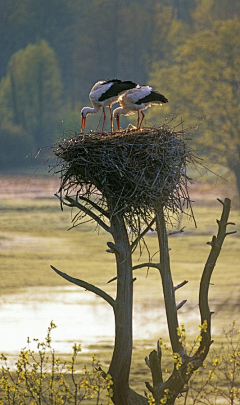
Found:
[81,116,86,133]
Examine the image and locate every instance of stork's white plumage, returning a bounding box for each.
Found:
[113,85,168,130]
[81,79,137,135]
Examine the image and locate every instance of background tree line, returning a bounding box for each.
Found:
[0,0,239,198]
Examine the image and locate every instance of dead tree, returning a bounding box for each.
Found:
[50,126,235,405]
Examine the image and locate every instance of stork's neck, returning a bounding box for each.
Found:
[81,105,101,117]
[113,106,131,117]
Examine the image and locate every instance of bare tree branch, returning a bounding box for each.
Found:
[196,198,235,361]
[145,356,150,368]
[55,193,72,206]
[107,276,118,284]
[64,195,111,233]
[149,350,163,386]
[132,263,161,271]
[131,217,156,252]
[167,227,185,236]
[176,300,187,310]
[107,262,161,284]
[174,280,188,291]
[106,241,121,256]
[199,198,233,332]
[77,195,110,218]
[50,265,115,308]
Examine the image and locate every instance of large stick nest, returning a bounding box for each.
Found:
[53,125,195,233]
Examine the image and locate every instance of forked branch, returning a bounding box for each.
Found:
[144,198,235,405]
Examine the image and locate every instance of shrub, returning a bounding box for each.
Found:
[0,322,113,405]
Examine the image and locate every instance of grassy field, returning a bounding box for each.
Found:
[0,196,239,308]
[0,195,239,336]
[0,177,239,403]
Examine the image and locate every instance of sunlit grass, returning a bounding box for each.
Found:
[0,198,239,341]
[0,199,117,294]
[0,198,239,309]
[0,198,239,305]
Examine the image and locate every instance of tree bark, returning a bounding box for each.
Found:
[108,213,135,404]
[155,203,183,356]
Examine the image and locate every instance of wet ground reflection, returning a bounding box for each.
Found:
[0,286,201,358]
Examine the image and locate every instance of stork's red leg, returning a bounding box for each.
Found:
[139,111,145,129]
[101,107,106,136]
[109,106,113,135]
[137,111,140,129]
[116,116,120,131]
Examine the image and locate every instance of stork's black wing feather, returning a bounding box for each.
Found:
[135,91,168,105]
[99,80,137,101]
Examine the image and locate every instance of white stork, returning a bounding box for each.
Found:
[113,85,168,130]
[81,79,137,136]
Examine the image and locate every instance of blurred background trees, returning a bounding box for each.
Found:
[0,41,62,142]
[0,0,239,200]
[149,7,240,197]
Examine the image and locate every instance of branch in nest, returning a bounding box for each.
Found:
[130,217,156,252]
[77,195,110,218]
[64,195,111,233]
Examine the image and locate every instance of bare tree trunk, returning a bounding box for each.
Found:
[108,212,150,404]
[155,203,183,355]
[108,213,133,403]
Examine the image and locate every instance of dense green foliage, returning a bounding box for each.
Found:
[0,0,240,194]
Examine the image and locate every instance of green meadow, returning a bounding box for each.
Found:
[0,196,239,331]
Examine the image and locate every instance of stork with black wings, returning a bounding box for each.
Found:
[81,79,137,135]
[113,85,168,130]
